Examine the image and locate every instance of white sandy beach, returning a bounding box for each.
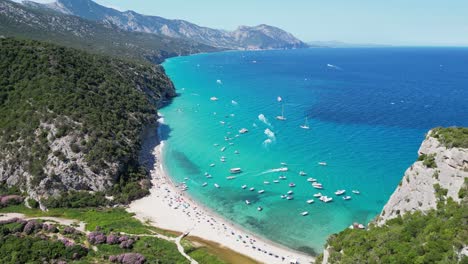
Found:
[128,116,315,264]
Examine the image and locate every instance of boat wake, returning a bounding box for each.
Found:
[258,114,271,126]
[327,63,342,70]
[264,128,276,140]
[262,138,273,147]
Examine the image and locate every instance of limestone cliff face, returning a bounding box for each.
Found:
[377,131,468,225]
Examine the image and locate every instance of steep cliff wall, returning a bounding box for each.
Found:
[377,130,468,224]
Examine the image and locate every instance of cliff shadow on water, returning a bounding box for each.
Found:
[138,122,172,171]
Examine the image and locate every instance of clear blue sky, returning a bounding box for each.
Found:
[33,0,468,46]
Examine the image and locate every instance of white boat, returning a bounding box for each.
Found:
[318,162,327,166]
[210,97,219,101]
[210,163,215,167]
[313,193,322,198]
[257,206,263,211]
[258,190,265,194]
[206,175,213,178]
[307,199,314,204]
[287,190,294,195]
[220,147,226,152]
[335,190,346,196]
[299,171,307,176]
[204,172,209,176]
[220,158,226,163]
[343,196,352,200]
[249,187,255,191]
[300,117,310,129]
[226,176,236,180]
[289,183,296,187]
[280,162,288,166]
[301,211,309,216]
[352,190,360,194]
[234,150,240,154]
[286,196,294,200]
[230,168,242,174]
[278,167,288,172]
[202,182,208,187]
[213,143,219,146]
[312,183,323,189]
[273,180,280,183]
[241,185,247,189]
[276,104,287,121]
[280,195,287,199]
[307,178,317,182]
[239,128,249,134]
[320,196,333,203]
[245,200,251,205]
[264,181,270,185]
[214,183,220,188]
[279,175,287,180]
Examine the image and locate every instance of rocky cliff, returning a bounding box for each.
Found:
[21,0,308,50]
[0,38,176,204]
[377,129,468,224]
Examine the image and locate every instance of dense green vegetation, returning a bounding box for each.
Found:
[0,0,218,63]
[0,38,174,203]
[431,127,468,149]
[0,205,234,263]
[318,196,468,264]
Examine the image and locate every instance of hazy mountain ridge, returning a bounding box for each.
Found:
[22,0,308,50]
[1,0,218,63]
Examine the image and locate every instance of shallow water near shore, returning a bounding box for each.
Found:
[160,48,468,253]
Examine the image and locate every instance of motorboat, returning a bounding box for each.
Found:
[313,193,322,198]
[307,199,314,204]
[335,190,346,196]
[230,168,242,174]
[301,211,309,216]
[343,196,352,200]
[289,183,296,187]
[299,171,307,176]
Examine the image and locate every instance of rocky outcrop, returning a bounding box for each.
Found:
[376,130,468,225]
[22,0,308,50]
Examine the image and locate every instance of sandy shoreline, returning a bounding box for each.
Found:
[128,115,315,264]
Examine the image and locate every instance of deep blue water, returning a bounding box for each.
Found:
[161,48,468,254]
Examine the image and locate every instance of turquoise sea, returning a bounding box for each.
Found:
[161,48,468,254]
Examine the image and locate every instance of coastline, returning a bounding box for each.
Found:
[128,114,315,264]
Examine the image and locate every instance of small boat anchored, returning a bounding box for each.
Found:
[239,128,249,134]
[318,162,327,166]
[335,190,346,196]
[299,171,307,176]
[241,185,247,189]
[245,200,251,205]
[202,182,208,187]
[214,183,220,188]
[307,199,314,204]
[319,196,333,203]
[289,183,296,187]
[276,104,287,121]
[300,117,310,130]
[313,193,322,198]
[230,168,242,174]
[352,190,360,194]
[343,196,352,200]
[301,211,309,216]
[258,190,265,194]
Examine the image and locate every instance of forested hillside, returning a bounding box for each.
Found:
[0,38,175,205]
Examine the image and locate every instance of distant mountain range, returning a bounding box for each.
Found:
[0,0,218,63]
[20,0,308,50]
